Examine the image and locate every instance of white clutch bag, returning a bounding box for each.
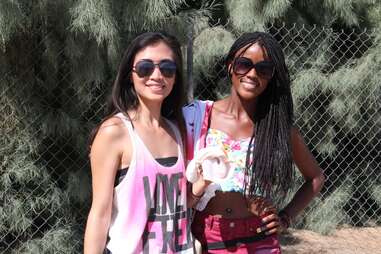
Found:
[186,147,232,183]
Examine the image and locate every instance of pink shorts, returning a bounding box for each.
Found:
[192,213,281,254]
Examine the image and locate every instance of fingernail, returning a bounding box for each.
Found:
[257,227,266,233]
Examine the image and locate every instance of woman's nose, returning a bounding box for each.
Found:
[150,66,163,79]
[245,66,257,77]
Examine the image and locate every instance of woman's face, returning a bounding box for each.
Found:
[131,41,176,104]
[229,42,274,100]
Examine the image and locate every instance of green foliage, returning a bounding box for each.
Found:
[225,0,292,31]
[0,1,215,252]
[370,184,381,205]
[325,37,381,137]
[367,1,381,28]
[71,0,118,45]
[0,1,25,48]
[323,0,359,26]
[292,69,326,104]
[0,0,380,251]
[193,26,235,80]
[67,169,91,205]
[13,225,79,254]
[303,181,351,235]
[122,0,186,32]
[263,0,292,20]
[225,0,266,32]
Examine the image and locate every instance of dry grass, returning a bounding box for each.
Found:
[280,227,381,254]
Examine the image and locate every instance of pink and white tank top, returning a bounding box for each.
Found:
[106,113,194,254]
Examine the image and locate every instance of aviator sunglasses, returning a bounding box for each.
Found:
[133,59,177,78]
[232,57,275,80]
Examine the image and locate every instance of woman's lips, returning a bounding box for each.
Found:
[240,79,259,89]
[145,83,165,91]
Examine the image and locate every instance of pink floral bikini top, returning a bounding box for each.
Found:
[205,128,254,193]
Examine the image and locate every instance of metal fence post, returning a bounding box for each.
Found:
[186,21,194,102]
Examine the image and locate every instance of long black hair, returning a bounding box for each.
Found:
[90,32,186,146]
[225,32,294,199]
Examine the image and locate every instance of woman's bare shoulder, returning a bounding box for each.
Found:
[92,116,129,148]
[211,98,230,117]
[291,126,306,143]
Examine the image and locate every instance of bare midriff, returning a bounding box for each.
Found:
[197,191,254,219]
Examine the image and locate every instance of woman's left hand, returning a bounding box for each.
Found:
[247,197,283,235]
[259,210,283,235]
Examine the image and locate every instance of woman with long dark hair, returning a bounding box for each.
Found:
[184,32,325,253]
[84,32,195,254]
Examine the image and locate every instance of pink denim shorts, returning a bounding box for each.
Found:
[192,213,281,253]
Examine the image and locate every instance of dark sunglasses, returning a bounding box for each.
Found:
[232,57,274,80]
[133,59,177,78]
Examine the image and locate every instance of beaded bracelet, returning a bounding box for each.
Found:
[190,190,203,202]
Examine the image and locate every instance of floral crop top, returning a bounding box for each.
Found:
[205,128,254,193]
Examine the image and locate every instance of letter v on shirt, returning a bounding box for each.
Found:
[106,113,194,254]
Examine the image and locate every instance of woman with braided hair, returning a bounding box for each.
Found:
[184,32,325,253]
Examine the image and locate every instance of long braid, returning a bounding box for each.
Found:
[227,32,294,200]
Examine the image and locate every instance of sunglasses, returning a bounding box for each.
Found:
[232,57,274,80]
[133,59,177,78]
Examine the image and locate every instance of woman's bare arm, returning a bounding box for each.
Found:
[281,127,325,221]
[84,118,129,254]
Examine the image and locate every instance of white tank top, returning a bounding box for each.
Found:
[106,113,194,254]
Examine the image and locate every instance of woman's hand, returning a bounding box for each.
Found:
[247,197,283,235]
[195,162,213,188]
[187,163,212,208]
[259,211,284,235]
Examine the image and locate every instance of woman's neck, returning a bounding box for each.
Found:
[129,100,164,128]
[221,90,257,121]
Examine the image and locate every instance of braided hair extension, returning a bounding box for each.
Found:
[225,32,294,200]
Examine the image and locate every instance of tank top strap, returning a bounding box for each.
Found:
[115,112,132,127]
[163,118,184,160]
[114,112,139,148]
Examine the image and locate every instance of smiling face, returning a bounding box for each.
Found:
[229,42,273,100]
[131,41,176,104]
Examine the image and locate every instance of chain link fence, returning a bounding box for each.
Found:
[1,23,380,253]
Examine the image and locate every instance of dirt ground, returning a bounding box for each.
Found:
[280,227,381,254]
